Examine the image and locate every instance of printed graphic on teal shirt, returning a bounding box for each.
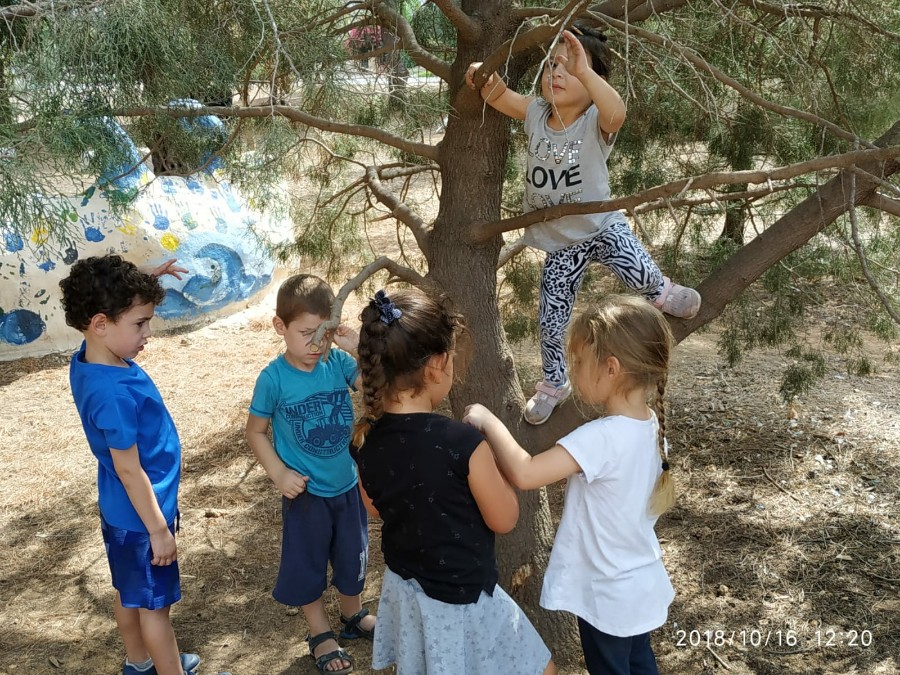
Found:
[282,389,353,457]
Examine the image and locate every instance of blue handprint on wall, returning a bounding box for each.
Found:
[185,176,205,194]
[150,204,170,231]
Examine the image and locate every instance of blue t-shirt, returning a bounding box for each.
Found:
[249,350,359,497]
[69,342,181,532]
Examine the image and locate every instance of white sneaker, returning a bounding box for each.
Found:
[524,380,572,425]
[653,277,701,319]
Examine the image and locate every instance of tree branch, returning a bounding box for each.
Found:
[633,182,812,214]
[314,256,430,358]
[734,0,900,43]
[371,1,452,82]
[472,0,590,90]
[512,0,690,22]
[861,193,900,219]
[591,11,868,147]
[0,0,106,20]
[364,166,431,258]
[431,0,480,42]
[113,104,440,163]
[666,120,900,343]
[471,145,900,242]
[497,238,527,269]
[848,167,900,326]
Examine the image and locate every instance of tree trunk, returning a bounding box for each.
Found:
[381,29,408,106]
[718,188,747,245]
[424,1,578,658]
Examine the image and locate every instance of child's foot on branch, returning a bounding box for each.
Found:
[524,380,572,425]
[653,277,701,319]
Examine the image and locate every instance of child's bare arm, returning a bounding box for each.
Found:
[559,30,625,137]
[357,480,380,519]
[109,445,176,565]
[466,62,532,121]
[245,413,309,498]
[468,441,519,533]
[464,404,581,490]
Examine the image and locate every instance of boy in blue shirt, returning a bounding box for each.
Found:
[246,274,375,675]
[60,254,200,675]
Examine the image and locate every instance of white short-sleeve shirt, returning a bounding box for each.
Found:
[539,414,675,637]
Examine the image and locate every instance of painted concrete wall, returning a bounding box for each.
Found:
[0,109,291,360]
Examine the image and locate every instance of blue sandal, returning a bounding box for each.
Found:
[339,608,375,640]
[307,631,353,675]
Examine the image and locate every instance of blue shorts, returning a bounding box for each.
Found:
[273,488,369,607]
[101,514,181,610]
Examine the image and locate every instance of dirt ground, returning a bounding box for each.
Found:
[1,281,898,675]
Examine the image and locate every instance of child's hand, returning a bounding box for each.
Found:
[333,323,359,354]
[559,30,590,81]
[147,258,188,280]
[276,467,309,499]
[463,403,498,433]
[466,62,497,91]
[149,528,177,566]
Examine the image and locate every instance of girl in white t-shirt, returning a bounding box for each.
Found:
[464,294,676,674]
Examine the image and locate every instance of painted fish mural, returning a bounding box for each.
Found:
[0,104,291,360]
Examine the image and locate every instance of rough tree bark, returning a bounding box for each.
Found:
[426,0,580,653]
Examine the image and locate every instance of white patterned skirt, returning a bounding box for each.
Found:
[371,568,551,674]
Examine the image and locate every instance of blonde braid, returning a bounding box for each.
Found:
[648,374,675,516]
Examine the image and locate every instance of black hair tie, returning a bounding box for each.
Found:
[372,290,402,325]
[661,461,670,471]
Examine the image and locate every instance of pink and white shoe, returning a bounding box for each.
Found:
[524,380,572,425]
[653,277,701,319]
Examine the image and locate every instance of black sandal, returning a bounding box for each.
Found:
[339,608,375,640]
[307,630,354,674]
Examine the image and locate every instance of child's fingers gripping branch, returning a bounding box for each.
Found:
[558,30,589,79]
[465,62,484,89]
[466,62,503,97]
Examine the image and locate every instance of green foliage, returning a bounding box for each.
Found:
[0,0,897,400]
[779,351,826,402]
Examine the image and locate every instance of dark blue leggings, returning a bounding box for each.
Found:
[578,618,660,675]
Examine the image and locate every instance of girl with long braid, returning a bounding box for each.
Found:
[465,295,677,674]
[352,288,555,675]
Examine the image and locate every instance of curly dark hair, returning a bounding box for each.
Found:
[59,255,165,330]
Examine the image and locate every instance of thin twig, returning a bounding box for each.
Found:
[763,468,803,503]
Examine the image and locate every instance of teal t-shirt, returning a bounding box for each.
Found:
[249,350,358,497]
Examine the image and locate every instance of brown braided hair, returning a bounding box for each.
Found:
[352,288,466,448]
[567,295,676,516]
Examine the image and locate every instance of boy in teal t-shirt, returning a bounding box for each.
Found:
[246,274,376,674]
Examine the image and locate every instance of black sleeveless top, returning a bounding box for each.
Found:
[355,412,498,604]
